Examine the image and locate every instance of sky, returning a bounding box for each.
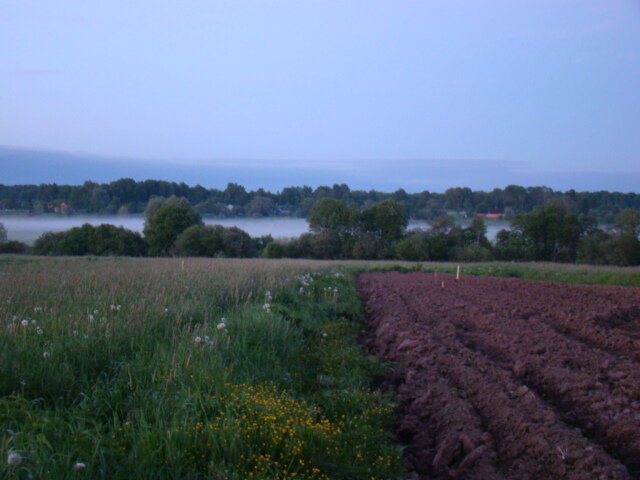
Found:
[1,1,639,192]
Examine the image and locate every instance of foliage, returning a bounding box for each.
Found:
[0,221,6,243]
[0,240,29,254]
[32,224,146,256]
[4,178,640,223]
[511,201,596,262]
[143,196,202,256]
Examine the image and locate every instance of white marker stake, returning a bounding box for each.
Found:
[456,265,460,281]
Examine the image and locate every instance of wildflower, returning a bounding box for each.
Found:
[74,462,86,471]
[262,303,271,313]
[36,327,43,335]
[194,336,202,344]
[322,333,328,338]
[31,319,37,325]
[34,306,42,312]
[204,335,210,342]
[87,314,94,321]
[72,330,79,336]
[43,351,51,358]
[216,322,226,330]
[93,310,99,314]
[299,287,304,294]
[164,308,169,313]
[7,452,22,466]
[21,319,29,327]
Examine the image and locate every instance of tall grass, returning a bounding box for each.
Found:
[0,257,402,479]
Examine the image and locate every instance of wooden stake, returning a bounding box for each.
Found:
[456,265,460,281]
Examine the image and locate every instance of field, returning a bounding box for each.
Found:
[358,271,640,479]
[0,257,403,479]
[2,257,639,479]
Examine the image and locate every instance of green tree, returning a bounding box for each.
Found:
[614,208,640,237]
[359,199,407,241]
[0,222,7,243]
[511,201,596,262]
[308,198,356,237]
[144,196,202,256]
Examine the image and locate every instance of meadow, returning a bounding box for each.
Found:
[0,257,404,479]
[1,256,638,479]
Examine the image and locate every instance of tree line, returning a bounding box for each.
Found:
[1,179,639,222]
[2,195,638,265]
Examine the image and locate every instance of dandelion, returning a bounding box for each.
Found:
[7,452,22,466]
[36,327,43,335]
[74,462,86,471]
[262,303,271,313]
[93,310,99,314]
[299,287,304,294]
[194,336,202,343]
[43,351,51,358]
[31,319,37,325]
[216,322,226,330]
[34,306,42,312]
[322,333,328,338]
[72,330,79,336]
[164,308,169,313]
[87,314,94,321]
[20,319,29,327]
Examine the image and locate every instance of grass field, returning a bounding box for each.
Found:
[1,256,638,479]
[0,257,404,479]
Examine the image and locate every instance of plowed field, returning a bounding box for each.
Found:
[357,272,640,480]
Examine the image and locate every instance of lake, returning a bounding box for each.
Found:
[0,215,507,245]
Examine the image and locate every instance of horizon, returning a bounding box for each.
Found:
[1,145,639,194]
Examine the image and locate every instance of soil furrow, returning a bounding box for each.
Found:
[358,272,639,480]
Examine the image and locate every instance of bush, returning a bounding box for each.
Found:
[0,240,29,254]
[174,225,255,257]
[33,224,147,256]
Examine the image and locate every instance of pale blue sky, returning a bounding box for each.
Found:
[1,1,639,191]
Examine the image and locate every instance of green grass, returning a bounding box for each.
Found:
[0,257,402,480]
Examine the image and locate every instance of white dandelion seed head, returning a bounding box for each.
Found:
[72,330,79,336]
[87,314,94,321]
[20,319,29,327]
[194,336,202,343]
[322,333,328,337]
[36,327,43,335]
[7,452,22,466]
[31,319,37,325]
[74,462,86,471]
[216,322,226,330]
[42,351,51,358]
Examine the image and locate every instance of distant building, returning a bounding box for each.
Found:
[476,211,505,219]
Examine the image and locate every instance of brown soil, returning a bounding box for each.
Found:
[357,272,640,480]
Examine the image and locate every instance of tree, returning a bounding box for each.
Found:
[359,199,407,241]
[511,201,595,262]
[247,196,276,217]
[614,209,640,237]
[308,198,356,237]
[0,222,7,243]
[144,196,202,256]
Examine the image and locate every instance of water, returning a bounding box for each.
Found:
[0,215,311,244]
[1,215,507,245]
